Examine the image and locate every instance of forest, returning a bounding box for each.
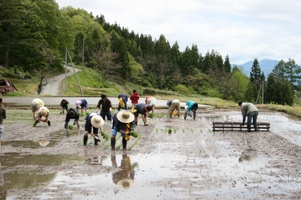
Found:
[0,0,300,105]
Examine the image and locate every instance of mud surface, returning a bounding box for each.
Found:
[1,108,301,200]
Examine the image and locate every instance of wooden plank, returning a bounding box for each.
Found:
[212,122,270,132]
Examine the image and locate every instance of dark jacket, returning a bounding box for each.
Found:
[0,104,6,124]
[97,98,112,111]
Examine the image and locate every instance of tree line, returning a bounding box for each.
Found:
[1,0,300,104]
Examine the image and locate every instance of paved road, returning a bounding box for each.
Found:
[3,65,209,108]
[40,66,80,96]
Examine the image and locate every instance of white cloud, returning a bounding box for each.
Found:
[55,0,301,64]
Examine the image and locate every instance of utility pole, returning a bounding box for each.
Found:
[82,38,85,70]
[67,49,84,95]
[64,47,67,93]
[262,81,264,104]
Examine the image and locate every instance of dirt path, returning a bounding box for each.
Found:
[40,66,80,96]
[1,108,301,199]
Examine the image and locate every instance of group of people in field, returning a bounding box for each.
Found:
[0,92,259,149]
[26,90,203,150]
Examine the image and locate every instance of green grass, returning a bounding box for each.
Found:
[62,68,122,96]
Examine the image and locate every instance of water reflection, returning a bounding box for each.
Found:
[238,148,258,162]
[84,149,107,165]
[0,162,6,200]
[111,152,137,189]
[0,152,83,192]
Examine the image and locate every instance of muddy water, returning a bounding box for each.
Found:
[1,111,301,199]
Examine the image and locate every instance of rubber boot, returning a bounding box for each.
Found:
[247,125,251,132]
[122,137,127,150]
[111,137,116,150]
[254,124,258,132]
[83,135,88,145]
[65,122,68,129]
[94,134,99,145]
[33,120,38,127]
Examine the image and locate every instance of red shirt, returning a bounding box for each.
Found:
[130,92,140,104]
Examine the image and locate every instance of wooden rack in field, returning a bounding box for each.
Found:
[212,122,270,132]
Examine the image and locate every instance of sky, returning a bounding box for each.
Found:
[55,0,301,65]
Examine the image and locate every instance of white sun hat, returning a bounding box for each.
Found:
[91,115,104,128]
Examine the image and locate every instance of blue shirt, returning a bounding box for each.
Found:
[80,99,88,108]
[118,94,128,102]
[186,100,197,112]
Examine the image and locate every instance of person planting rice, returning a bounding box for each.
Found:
[184,100,198,120]
[33,106,51,127]
[118,93,128,111]
[145,96,156,114]
[83,113,104,146]
[111,110,135,151]
[64,107,80,129]
[76,99,88,114]
[95,94,112,121]
[31,98,44,120]
[131,103,152,126]
[166,99,180,118]
[60,99,69,114]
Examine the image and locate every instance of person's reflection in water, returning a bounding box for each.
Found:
[239,148,258,162]
[111,152,136,189]
[0,162,7,199]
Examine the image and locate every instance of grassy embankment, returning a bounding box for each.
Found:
[1,65,301,118]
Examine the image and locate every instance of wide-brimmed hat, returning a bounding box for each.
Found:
[41,109,47,117]
[117,110,134,123]
[117,178,134,189]
[38,140,50,147]
[91,115,104,128]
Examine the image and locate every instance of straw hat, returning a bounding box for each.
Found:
[41,109,47,117]
[117,178,134,189]
[39,140,50,147]
[117,110,134,123]
[91,115,104,128]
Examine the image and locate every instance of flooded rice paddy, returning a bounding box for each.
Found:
[1,109,301,199]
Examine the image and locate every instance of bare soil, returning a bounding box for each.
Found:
[1,108,301,200]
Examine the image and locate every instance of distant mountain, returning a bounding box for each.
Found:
[232,59,279,77]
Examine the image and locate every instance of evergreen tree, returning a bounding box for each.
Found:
[250,58,261,82]
[273,59,301,90]
[266,72,294,105]
[111,31,130,80]
[224,55,231,73]
[249,58,265,102]
[266,73,277,104]
[179,45,199,76]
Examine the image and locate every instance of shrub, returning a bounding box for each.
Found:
[173,84,190,95]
